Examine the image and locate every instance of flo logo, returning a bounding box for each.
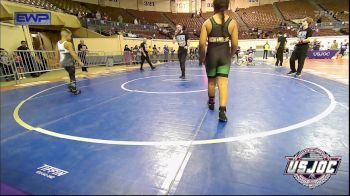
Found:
[284,148,341,189]
[36,164,69,179]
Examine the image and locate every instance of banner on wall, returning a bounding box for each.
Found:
[307,50,339,59]
[138,0,171,12]
[176,0,190,13]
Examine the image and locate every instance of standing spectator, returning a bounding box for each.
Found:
[263,41,270,59]
[327,42,332,50]
[17,41,39,77]
[78,40,89,72]
[189,48,195,60]
[37,46,48,72]
[163,45,169,62]
[152,45,157,61]
[194,47,199,60]
[136,45,141,64]
[96,11,101,20]
[331,40,339,50]
[123,45,132,64]
[170,48,175,62]
[134,18,138,25]
[118,15,123,24]
[132,46,139,64]
[339,40,348,58]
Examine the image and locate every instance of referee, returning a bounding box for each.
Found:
[275,32,287,66]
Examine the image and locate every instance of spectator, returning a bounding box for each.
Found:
[312,39,321,51]
[164,45,169,62]
[17,41,39,77]
[134,18,138,25]
[194,47,199,60]
[339,40,348,57]
[118,15,123,23]
[124,45,132,64]
[0,48,14,81]
[132,45,139,64]
[171,48,175,61]
[148,46,153,59]
[78,11,82,19]
[263,41,270,59]
[331,40,339,50]
[327,42,332,50]
[37,46,48,71]
[96,11,101,20]
[78,40,89,72]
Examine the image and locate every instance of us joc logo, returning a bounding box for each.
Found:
[284,148,341,189]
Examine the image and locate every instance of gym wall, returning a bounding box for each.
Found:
[0,23,33,52]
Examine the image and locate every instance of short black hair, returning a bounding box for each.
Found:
[21,41,26,44]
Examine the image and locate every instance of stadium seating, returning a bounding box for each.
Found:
[316,0,349,22]
[127,10,169,24]
[238,4,283,29]
[3,0,348,39]
[276,0,318,20]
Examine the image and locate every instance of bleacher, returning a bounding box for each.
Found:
[127,10,169,24]
[238,4,282,29]
[82,3,134,23]
[316,0,349,22]
[277,0,318,20]
[2,0,348,39]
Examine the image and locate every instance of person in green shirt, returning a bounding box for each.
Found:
[263,41,270,59]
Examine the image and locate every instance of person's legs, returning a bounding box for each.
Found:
[178,49,187,78]
[275,57,280,66]
[145,55,155,69]
[289,49,298,73]
[276,49,283,66]
[65,66,79,93]
[217,64,230,121]
[296,53,307,75]
[81,54,87,72]
[207,77,216,110]
[217,76,228,122]
[263,50,266,59]
[140,55,145,70]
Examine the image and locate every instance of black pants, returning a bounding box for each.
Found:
[140,55,154,69]
[340,49,346,56]
[80,54,88,72]
[290,47,308,74]
[263,50,268,59]
[275,48,284,66]
[65,66,76,83]
[178,48,188,76]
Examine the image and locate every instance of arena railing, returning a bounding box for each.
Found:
[0,50,188,83]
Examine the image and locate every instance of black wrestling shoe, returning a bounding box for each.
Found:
[179,75,185,79]
[70,88,81,95]
[208,102,215,110]
[219,107,227,122]
[287,71,296,76]
[295,73,302,77]
[140,68,144,71]
[151,67,156,71]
